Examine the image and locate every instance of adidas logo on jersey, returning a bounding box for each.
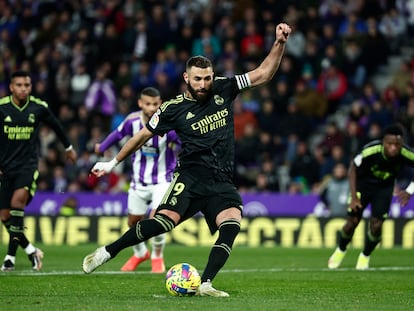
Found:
[186,112,195,120]
[4,116,12,122]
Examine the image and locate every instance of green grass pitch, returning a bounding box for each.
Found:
[0,245,413,311]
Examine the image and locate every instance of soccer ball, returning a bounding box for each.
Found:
[165,263,201,297]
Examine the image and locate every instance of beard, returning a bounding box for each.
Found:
[187,82,212,103]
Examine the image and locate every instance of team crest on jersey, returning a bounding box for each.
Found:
[149,113,159,129]
[28,114,35,123]
[214,95,224,105]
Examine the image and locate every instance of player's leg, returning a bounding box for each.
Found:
[198,207,241,297]
[83,210,178,274]
[83,171,191,274]
[1,171,42,271]
[328,191,368,269]
[1,188,43,271]
[356,217,383,270]
[197,183,243,297]
[356,190,391,270]
[120,189,150,271]
[120,214,150,271]
[149,183,171,273]
[328,213,362,269]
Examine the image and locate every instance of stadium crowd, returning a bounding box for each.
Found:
[2,0,414,199]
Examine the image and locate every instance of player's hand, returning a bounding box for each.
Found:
[275,23,291,44]
[66,148,77,164]
[348,198,362,213]
[94,143,101,154]
[397,190,411,207]
[91,160,116,177]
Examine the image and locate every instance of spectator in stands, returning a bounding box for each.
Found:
[319,162,349,217]
[254,158,280,192]
[318,121,345,157]
[347,99,369,132]
[343,119,364,158]
[84,65,117,132]
[378,7,407,54]
[233,96,258,141]
[320,145,348,179]
[293,78,328,124]
[70,63,91,109]
[359,81,381,107]
[280,99,312,163]
[239,20,265,64]
[192,26,222,61]
[362,17,390,76]
[316,58,348,115]
[390,61,413,99]
[342,38,367,91]
[396,96,414,145]
[289,140,321,194]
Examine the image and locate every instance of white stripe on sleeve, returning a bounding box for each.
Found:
[235,74,251,90]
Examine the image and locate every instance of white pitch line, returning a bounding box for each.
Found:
[1,266,414,276]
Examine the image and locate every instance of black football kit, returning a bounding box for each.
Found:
[351,140,414,219]
[0,95,71,206]
[147,76,247,233]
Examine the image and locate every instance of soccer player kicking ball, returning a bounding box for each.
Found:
[328,124,414,270]
[83,23,291,297]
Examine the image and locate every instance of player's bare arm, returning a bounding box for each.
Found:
[348,163,362,211]
[91,126,154,177]
[247,23,291,87]
[65,147,77,163]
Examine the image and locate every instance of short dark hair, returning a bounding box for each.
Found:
[11,71,30,80]
[141,87,160,98]
[383,123,404,138]
[185,55,212,70]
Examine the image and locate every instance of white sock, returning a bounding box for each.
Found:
[151,233,165,258]
[4,255,16,264]
[24,243,36,255]
[132,242,148,258]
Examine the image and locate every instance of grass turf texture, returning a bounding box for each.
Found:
[0,245,413,311]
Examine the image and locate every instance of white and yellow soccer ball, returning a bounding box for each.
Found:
[165,263,201,297]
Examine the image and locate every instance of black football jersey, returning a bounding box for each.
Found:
[0,95,70,174]
[353,140,414,187]
[147,76,241,178]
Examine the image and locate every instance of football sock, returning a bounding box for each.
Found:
[132,242,148,258]
[338,229,353,251]
[362,231,381,256]
[201,219,240,283]
[24,243,36,255]
[2,217,30,249]
[8,209,25,256]
[151,233,166,258]
[106,214,175,257]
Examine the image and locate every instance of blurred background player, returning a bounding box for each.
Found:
[95,87,180,273]
[0,71,77,271]
[328,124,414,270]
